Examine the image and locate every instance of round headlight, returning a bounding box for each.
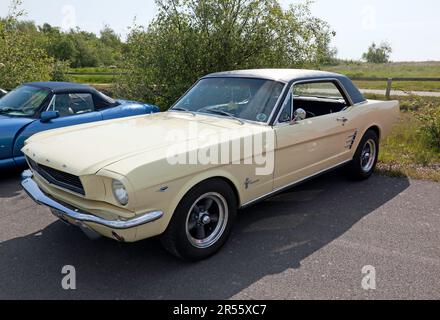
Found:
[112,180,129,206]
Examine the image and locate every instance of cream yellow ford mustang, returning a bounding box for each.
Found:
[21,69,399,261]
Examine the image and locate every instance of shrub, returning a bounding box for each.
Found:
[50,60,71,82]
[362,42,392,64]
[0,0,53,89]
[115,0,336,109]
[418,107,440,151]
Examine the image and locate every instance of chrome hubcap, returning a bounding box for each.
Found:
[185,192,228,249]
[361,139,377,173]
[201,215,211,225]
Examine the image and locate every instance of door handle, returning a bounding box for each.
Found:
[337,117,348,123]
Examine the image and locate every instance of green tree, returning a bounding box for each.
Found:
[362,42,392,64]
[37,23,124,68]
[39,23,77,62]
[98,26,124,66]
[50,60,71,82]
[116,0,335,109]
[68,29,101,68]
[0,0,53,89]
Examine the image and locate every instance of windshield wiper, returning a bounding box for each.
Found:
[203,109,244,125]
[171,107,196,116]
[0,108,15,114]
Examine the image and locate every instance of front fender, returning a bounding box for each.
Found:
[165,168,242,218]
[101,102,160,120]
[0,116,34,162]
[129,167,244,241]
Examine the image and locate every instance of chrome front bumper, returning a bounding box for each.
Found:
[21,170,163,231]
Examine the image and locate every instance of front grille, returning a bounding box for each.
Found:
[27,158,85,196]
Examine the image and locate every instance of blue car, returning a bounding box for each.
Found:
[0,82,160,170]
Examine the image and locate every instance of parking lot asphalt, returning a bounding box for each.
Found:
[0,169,439,300]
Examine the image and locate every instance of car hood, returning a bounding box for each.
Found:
[23,112,271,176]
[0,114,32,122]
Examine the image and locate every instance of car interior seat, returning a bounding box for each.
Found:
[55,95,74,117]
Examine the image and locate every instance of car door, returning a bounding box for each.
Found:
[13,92,103,160]
[273,80,358,190]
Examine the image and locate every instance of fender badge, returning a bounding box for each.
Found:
[245,178,260,190]
[158,186,169,192]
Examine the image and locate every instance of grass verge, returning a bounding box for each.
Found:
[365,94,440,182]
[325,61,440,93]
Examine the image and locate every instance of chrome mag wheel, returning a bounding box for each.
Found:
[361,139,377,173]
[185,192,229,249]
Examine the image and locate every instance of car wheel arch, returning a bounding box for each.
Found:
[352,124,382,154]
[163,171,242,228]
[367,125,381,141]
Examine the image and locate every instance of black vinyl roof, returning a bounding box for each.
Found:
[24,82,97,94]
[204,69,366,104]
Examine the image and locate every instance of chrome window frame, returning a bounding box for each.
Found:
[46,94,56,111]
[274,87,294,125]
[273,78,354,126]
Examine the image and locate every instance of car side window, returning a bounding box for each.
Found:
[49,93,95,117]
[291,81,348,119]
[293,82,344,99]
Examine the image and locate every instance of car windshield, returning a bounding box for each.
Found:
[0,85,49,117]
[172,77,285,123]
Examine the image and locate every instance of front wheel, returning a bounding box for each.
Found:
[161,179,237,261]
[347,130,379,180]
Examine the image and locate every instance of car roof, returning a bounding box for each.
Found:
[203,69,343,83]
[203,69,366,105]
[23,82,97,94]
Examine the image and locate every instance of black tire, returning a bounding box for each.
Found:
[346,130,379,180]
[160,178,237,261]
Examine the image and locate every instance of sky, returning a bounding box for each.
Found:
[0,0,439,61]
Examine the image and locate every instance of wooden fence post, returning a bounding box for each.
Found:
[386,78,393,100]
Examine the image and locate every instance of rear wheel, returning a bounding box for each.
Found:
[161,179,237,261]
[347,130,379,180]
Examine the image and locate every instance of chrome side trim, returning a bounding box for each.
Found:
[21,171,163,230]
[353,100,368,106]
[240,160,352,209]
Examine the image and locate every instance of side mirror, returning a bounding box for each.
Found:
[291,108,306,124]
[40,110,59,123]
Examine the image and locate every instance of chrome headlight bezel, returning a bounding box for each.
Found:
[112,179,129,206]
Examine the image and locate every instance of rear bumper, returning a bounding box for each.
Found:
[21,170,163,234]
